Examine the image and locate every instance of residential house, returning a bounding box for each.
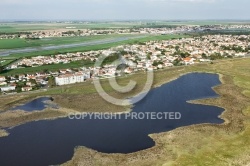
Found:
[22,86,33,92]
[0,76,6,82]
[0,86,16,92]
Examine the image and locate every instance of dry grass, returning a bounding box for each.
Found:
[0,109,66,129]
[62,58,250,166]
[0,58,250,166]
[0,129,8,137]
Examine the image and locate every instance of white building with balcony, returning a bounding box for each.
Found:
[55,72,90,86]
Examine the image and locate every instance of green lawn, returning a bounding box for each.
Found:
[0,39,40,49]
[0,59,14,66]
[0,34,137,50]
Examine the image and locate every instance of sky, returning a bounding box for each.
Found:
[0,0,249,20]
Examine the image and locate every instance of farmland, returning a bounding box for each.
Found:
[0,34,186,58]
[0,22,174,33]
[0,34,141,50]
[0,21,248,33]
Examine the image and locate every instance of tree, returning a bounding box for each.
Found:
[175,46,180,51]
[43,69,49,74]
[48,77,56,88]
[201,53,207,59]
[210,53,223,60]
[173,59,182,66]
[0,64,4,73]
[146,54,151,60]
[30,79,37,85]
[152,61,159,67]
[180,52,188,58]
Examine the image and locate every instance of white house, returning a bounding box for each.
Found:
[55,72,90,86]
[0,86,16,92]
[22,86,32,92]
[0,82,7,86]
[0,76,5,82]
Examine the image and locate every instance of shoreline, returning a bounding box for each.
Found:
[0,71,225,138]
[62,71,249,165]
[0,129,9,137]
[0,58,249,165]
[68,72,228,159]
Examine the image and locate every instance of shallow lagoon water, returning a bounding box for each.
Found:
[0,73,224,166]
[10,97,58,112]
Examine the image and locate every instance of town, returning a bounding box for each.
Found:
[0,34,249,94]
[1,0,250,164]
[1,24,250,39]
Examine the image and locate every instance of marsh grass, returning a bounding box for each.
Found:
[0,58,250,166]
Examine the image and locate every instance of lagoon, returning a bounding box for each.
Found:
[0,73,224,166]
[10,97,57,112]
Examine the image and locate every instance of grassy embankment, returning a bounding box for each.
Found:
[1,58,249,165]
[0,34,186,76]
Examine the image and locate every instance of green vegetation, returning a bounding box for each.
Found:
[1,58,250,166]
[59,58,250,166]
[8,34,185,58]
[0,39,38,49]
[0,22,175,33]
[0,21,250,165]
[0,60,94,76]
[48,77,56,88]
[187,29,250,36]
[221,45,249,52]
[0,34,136,50]
[0,65,4,73]
[0,34,187,76]
[1,21,248,33]
[0,22,181,33]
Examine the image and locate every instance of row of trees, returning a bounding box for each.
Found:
[221,45,249,53]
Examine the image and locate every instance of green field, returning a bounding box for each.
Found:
[0,22,172,32]
[1,21,249,33]
[0,34,143,50]
[0,34,187,75]
[0,39,37,49]
[2,34,186,58]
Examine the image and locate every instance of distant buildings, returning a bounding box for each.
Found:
[1,33,250,94]
[2,24,250,40]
